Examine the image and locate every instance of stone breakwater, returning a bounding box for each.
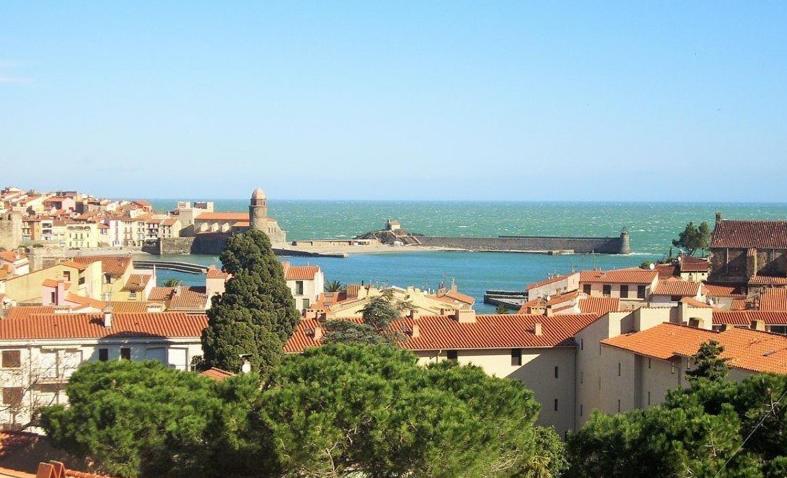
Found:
[415,232,631,254]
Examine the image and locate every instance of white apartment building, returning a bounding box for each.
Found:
[0,310,206,429]
[283,263,324,313]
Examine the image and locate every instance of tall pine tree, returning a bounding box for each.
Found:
[201,229,299,373]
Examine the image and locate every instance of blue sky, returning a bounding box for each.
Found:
[1,2,786,201]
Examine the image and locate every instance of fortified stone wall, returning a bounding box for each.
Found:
[159,234,230,255]
[416,234,629,254]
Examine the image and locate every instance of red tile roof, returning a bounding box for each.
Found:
[206,267,229,279]
[195,211,248,222]
[603,323,787,374]
[527,273,571,291]
[579,297,621,316]
[652,278,701,297]
[748,276,787,286]
[121,274,152,292]
[0,251,19,263]
[284,313,599,353]
[0,312,206,340]
[283,264,320,281]
[678,255,710,273]
[760,289,787,311]
[654,263,678,279]
[72,256,131,278]
[580,269,658,285]
[711,220,787,249]
[681,297,712,308]
[435,289,476,305]
[704,284,745,297]
[199,367,235,381]
[713,311,787,326]
[4,306,57,320]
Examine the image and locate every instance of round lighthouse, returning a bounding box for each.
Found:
[249,187,268,230]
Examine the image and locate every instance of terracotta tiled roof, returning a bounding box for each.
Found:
[72,256,131,278]
[4,307,57,320]
[200,367,235,381]
[681,297,712,308]
[678,255,710,273]
[168,288,208,311]
[713,311,787,326]
[42,278,66,288]
[65,294,105,309]
[730,299,748,311]
[121,274,152,292]
[579,297,621,316]
[0,312,207,340]
[435,289,476,305]
[195,211,248,222]
[760,289,787,311]
[517,297,546,314]
[283,264,320,281]
[652,278,701,297]
[527,274,571,291]
[579,269,658,285]
[704,284,745,298]
[748,276,787,286]
[284,313,599,353]
[107,301,160,313]
[0,251,19,263]
[206,267,229,279]
[711,220,787,249]
[603,323,787,374]
[654,263,678,279]
[546,290,579,306]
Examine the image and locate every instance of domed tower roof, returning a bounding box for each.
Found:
[251,187,266,200]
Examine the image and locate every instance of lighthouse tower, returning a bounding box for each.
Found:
[249,187,268,230]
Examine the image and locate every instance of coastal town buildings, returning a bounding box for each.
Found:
[282,262,324,313]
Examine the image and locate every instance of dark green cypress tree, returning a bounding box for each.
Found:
[201,229,299,373]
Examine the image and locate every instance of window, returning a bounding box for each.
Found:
[602,285,612,296]
[769,325,787,335]
[618,362,621,376]
[120,348,131,360]
[2,387,23,407]
[511,348,522,366]
[554,399,559,411]
[583,284,591,295]
[554,366,559,379]
[617,399,621,412]
[620,285,629,298]
[51,291,57,303]
[637,285,646,299]
[580,338,584,350]
[647,391,651,406]
[670,295,681,302]
[671,362,676,374]
[1,350,21,368]
[63,271,71,281]
[446,350,458,361]
[296,281,304,295]
[98,348,109,361]
[302,298,310,310]
[580,404,583,417]
[648,358,652,369]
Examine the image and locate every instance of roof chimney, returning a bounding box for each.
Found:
[750,319,765,331]
[313,325,323,341]
[720,323,734,332]
[411,323,420,338]
[409,309,420,320]
[454,309,476,323]
[102,305,113,328]
[715,212,722,224]
[533,322,543,336]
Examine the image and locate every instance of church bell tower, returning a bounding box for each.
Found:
[249,187,267,230]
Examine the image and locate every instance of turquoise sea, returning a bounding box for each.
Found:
[148,201,787,312]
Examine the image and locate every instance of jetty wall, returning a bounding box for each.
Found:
[159,234,230,255]
[416,232,630,254]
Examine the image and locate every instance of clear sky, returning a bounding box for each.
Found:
[1,2,786,201]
